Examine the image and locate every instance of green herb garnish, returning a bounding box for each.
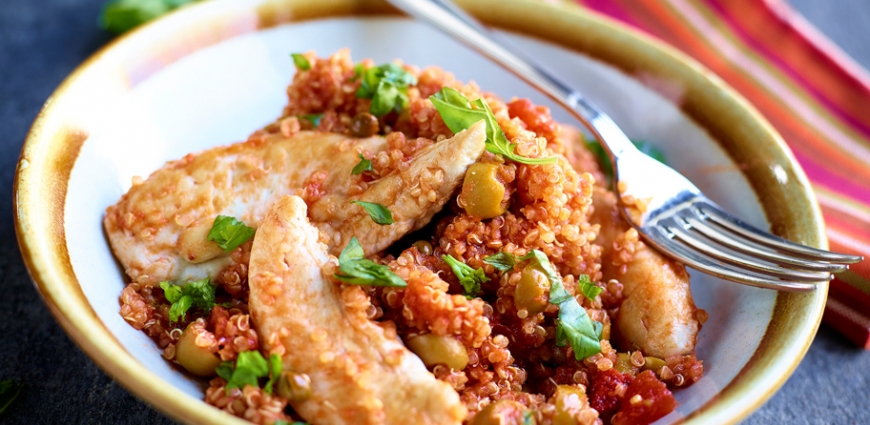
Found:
[275,421,310,425]
[576,274,602,302]
[523,250,601,360]
[355,63,417,117]
[99,0,199,34]
[291,53,311,70]
[352,153,373,175]
[585,138,666,182]
[351,201,393,225]
[442,254,489,297]
[159,278,216,323]
[301,113,323,127]
[334,237,407,287]
[0,380,22,414]
[483,251,519,272]
[215,352,283,395]
[430,87,557,165]
[207,215,256,252]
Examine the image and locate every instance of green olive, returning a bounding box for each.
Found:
[614,353,636,375]
[349,112,379,137]
[472,400,533,425]
[462,162,506,219]
[175,323,221,377]
[405,334,469,370]
[413,240,434,256]
[277,371,312,401]
[642,356,667,373]
[552,385,586,425]
[513,265,550,314]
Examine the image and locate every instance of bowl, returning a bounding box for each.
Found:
[13,0,828,423]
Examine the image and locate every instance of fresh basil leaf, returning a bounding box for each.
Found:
[441,254,489,297]
[554,298,602,360]
[576,274,602,302]
[334,237,407,287]
[351,154,373,175]
[0,380,22,414]
[351,63,365,81]
[224,350,270,392]
[301,113,323,127]
[351,201,393,225]
[355,63,417,116]
[160,278,216,323]
[264,354,282,395]
[521,249,602,360]
[483,251,519,272]
[522,410,536,425]
[291,53,311,70]
[99,0,192,34]
[430,88,556,165]
[208,215,256,252]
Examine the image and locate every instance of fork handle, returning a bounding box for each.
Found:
[387,0,638,158]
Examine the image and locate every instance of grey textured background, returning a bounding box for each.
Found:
[1,0,868,423]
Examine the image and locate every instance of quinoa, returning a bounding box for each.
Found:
[116,49,702,425]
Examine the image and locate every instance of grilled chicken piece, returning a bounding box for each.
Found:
[248,195,467,425]
[104,122,486,286]
[591,187,701,358]
[310,121,487,255]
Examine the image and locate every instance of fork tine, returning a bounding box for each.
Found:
[680,208,849,273]
[661,217,834,281]
[697,201,863,264]
[644,227,823,292]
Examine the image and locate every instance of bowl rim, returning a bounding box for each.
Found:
[13,0,827,424]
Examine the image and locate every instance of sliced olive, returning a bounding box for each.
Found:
[277,371,312,401]
[614,353,636,375]
[642,356,667,373]
[412,240,434,256]
[462,162,507,219]
[514,264,550,315]
[472,400,533,425]
[552,385,587,425]
[350,112,379,137]
[405,334,469,370]
[175,323,221,377]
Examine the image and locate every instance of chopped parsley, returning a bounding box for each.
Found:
[442,254,489,297]
[291,53,311,70]
[207,215,256,252]
[355,63,417,117]
[351,153,373,175]
[159,278,216,323]
[524,250,602,360]
[0,380,22,414]
[483,251,519,272]
[334,237,407,287]
[300,113,323,127]
[99,0,199,34]
[585,138,666,182]
[430,87,556,165]
[216,351,282,394]
[351,201,393,225]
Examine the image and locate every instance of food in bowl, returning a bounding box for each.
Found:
[106,49,706,425]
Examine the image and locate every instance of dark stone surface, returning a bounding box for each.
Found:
[0,0,867,423]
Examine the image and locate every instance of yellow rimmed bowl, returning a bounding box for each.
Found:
[14,0,827,423]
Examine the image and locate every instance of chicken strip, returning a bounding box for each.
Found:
[248,195,466,425]
[104,122,486,286]
[591,187,701,358]
[310,121,487,255]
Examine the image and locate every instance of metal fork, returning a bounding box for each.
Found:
[387,0,863,291]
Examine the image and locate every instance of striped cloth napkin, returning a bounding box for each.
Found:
[568,0,870,348]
